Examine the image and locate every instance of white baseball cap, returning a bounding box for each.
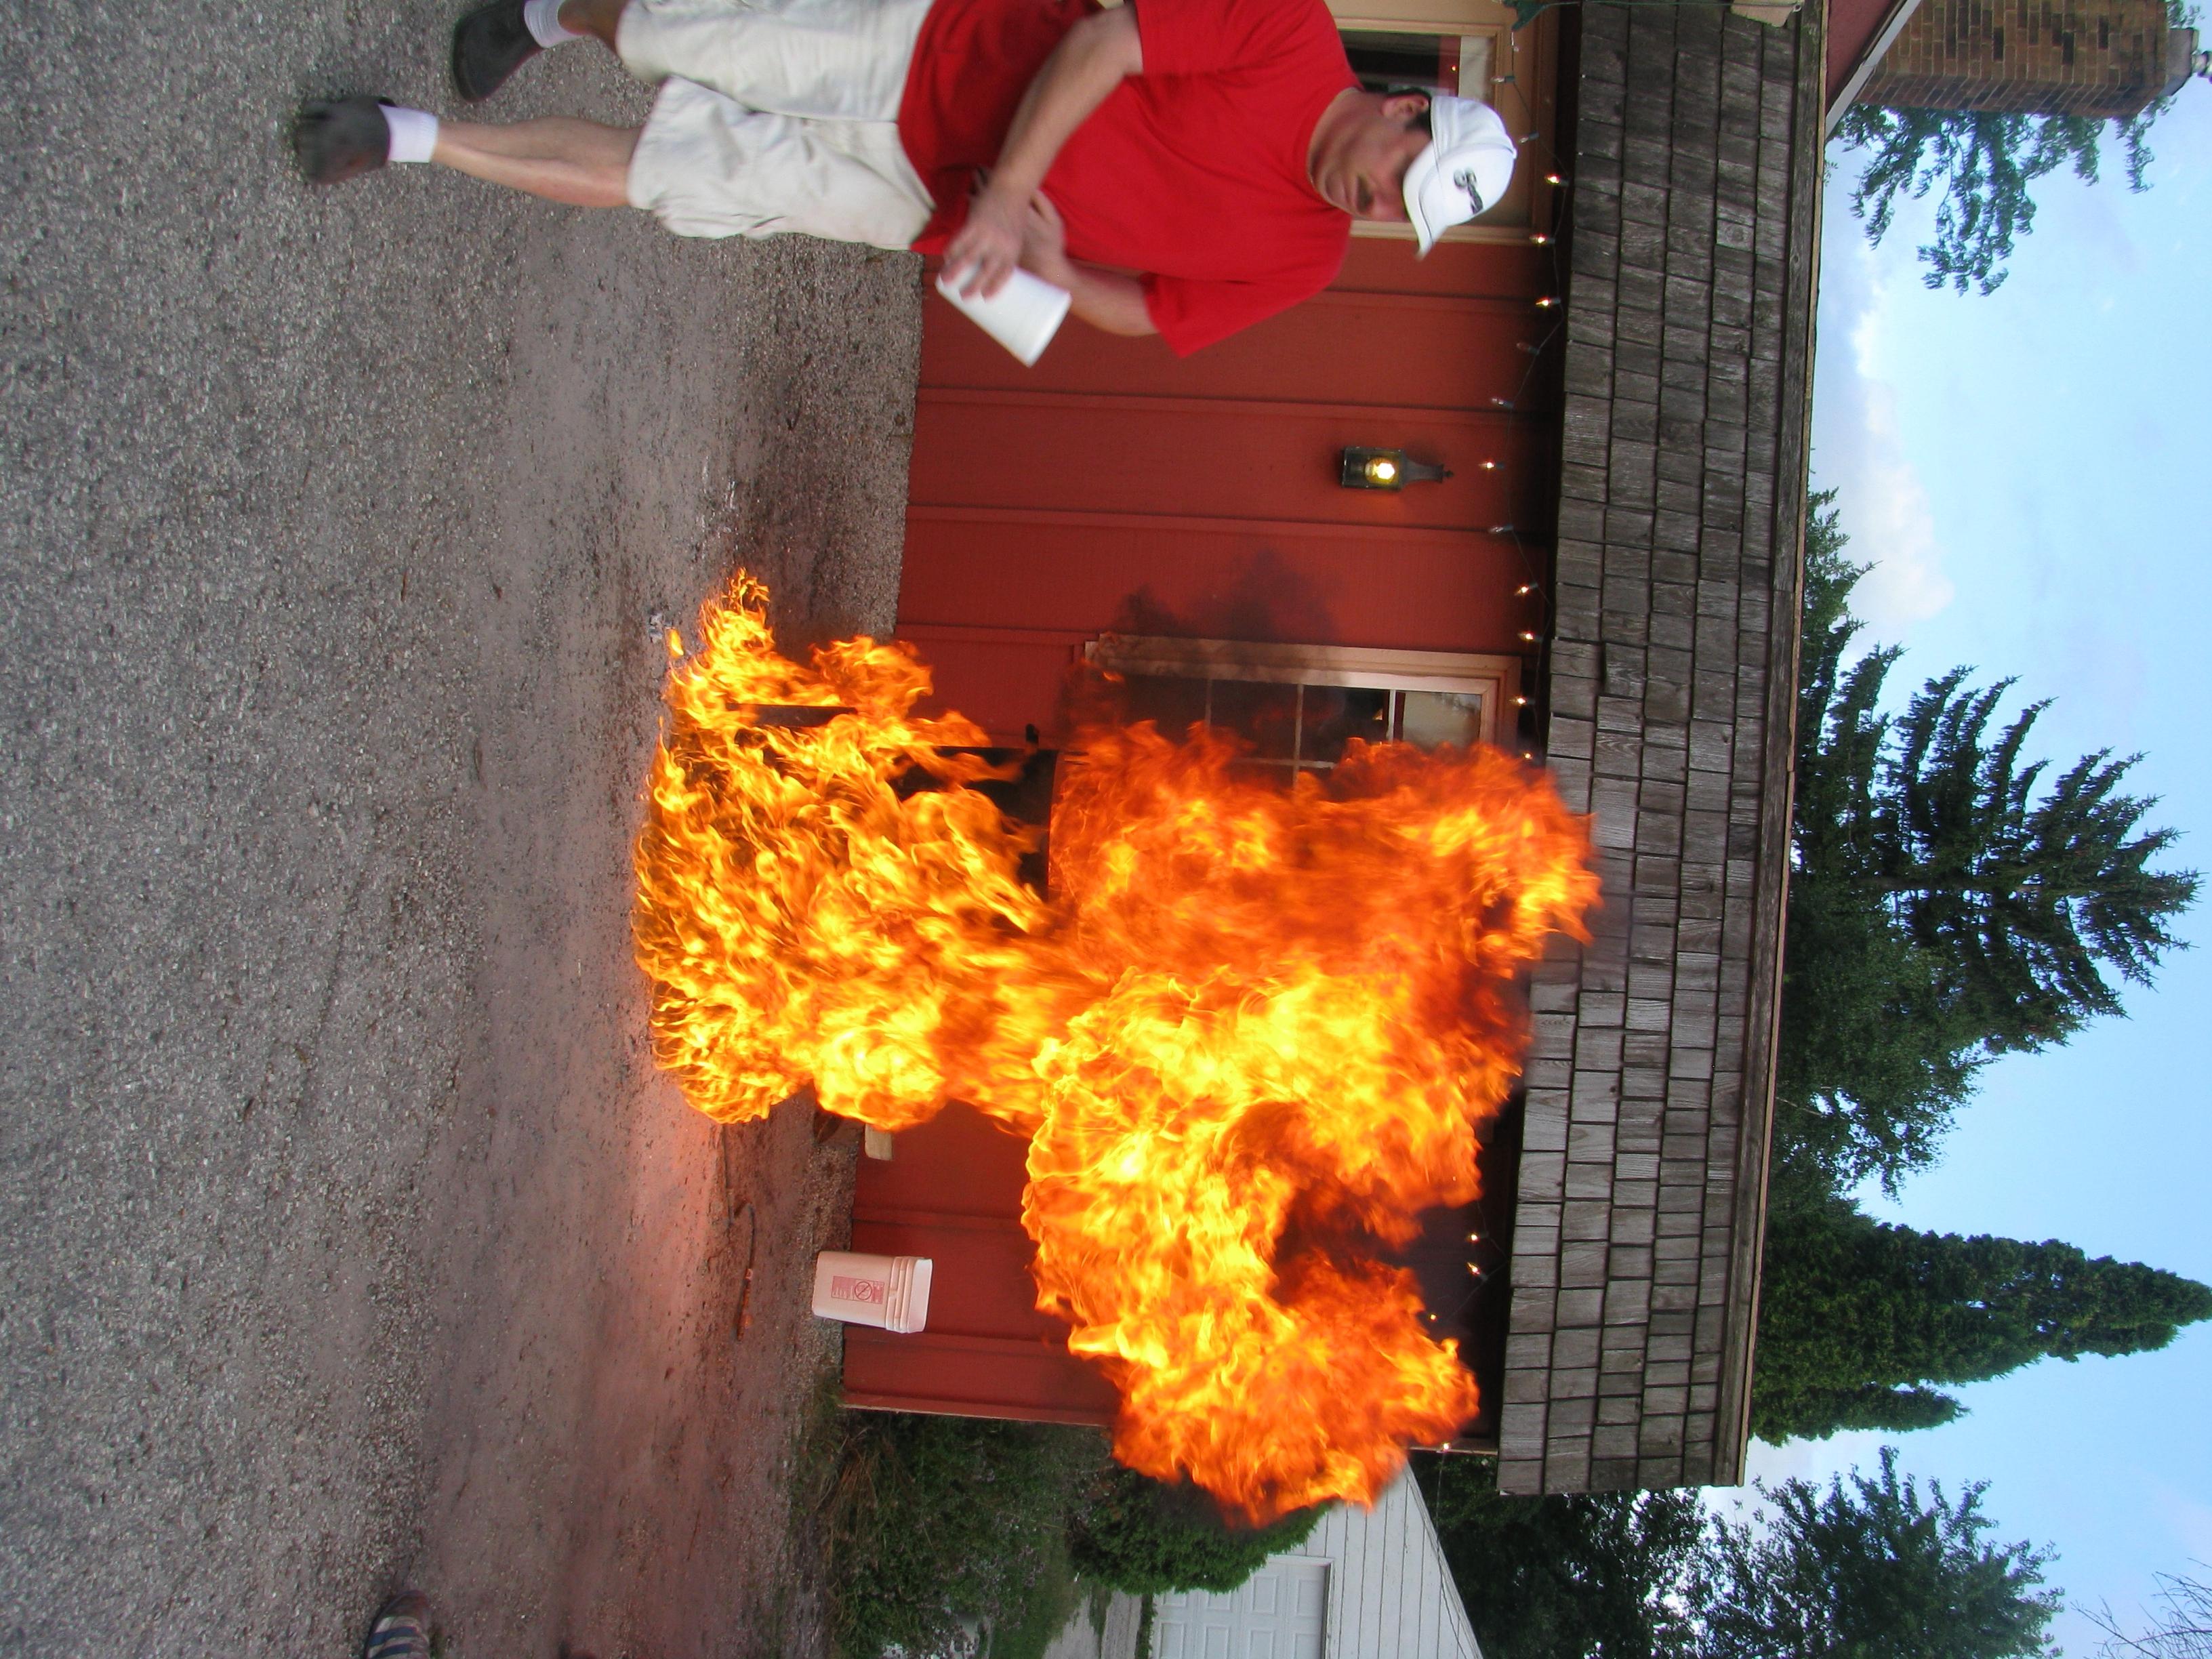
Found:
[1402,95,1520,255]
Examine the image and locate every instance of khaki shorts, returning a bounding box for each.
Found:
[620,0,937,246]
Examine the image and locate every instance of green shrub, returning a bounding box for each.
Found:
[824,1412,1322,1656]
[1069,1463,1322,1596]
[827,1412,1106,1659]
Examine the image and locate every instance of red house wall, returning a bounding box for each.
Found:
[897,237,1557,745]
[847,232,1563,1425]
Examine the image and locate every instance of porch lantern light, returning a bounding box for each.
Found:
[1339,446,1450,491]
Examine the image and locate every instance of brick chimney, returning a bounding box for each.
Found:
[1858,0,2200,118]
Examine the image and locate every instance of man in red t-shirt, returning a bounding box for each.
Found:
[294,0,1519,354]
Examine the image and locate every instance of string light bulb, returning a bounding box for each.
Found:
[1530,232,1551,245]
[1512,694,1530,707]
[1481,459,1499,471]
[1515,583,1534,596]
[1544,173,1568,186]
[1535,295,1559,308]
[1519,630,1540,642]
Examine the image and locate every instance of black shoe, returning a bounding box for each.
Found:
[293,96,392,185]
[452,0,541,102]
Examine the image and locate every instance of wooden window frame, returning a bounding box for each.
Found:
[1088,636,1523,758]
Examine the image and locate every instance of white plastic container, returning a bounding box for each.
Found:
[812,1250,934,1334]
[934,266,1071,367]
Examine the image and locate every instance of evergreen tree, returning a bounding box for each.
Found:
[1778,501,1979,1191]
[1699,1448,2060,1658]
[1752,1197,2212,1443]
[1776,497,2197,1193]
[1414,1452,1704,1659]
[1836,101,2164,294]
[1880,665,2197,1054]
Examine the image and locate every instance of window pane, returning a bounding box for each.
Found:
[1401,689,1487,750]
[1209,679,1302,760]
[1340,29,1462,97]
[1123,674,1210,741]
[1300,684,1391,764]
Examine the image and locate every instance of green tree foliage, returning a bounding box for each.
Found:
[1422,1448,2064,1659]
[1699,1448,2060,1658]
[1886,663,2197,1049]
[827,1412,1107,1658]
[1414,1452,1706,1659]
[1836,0,2198,291]
[1069,1464,1321,1595]
[1835,104,2159,294]
[825,1412,1326,1657]
[1779,501,1978,1191]
[1778,495,2197,1195]
[1752,1197,2212,1442]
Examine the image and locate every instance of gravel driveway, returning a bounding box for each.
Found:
[0,2,920,1652]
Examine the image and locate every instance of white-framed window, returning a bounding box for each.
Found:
[1088,636,1523,776]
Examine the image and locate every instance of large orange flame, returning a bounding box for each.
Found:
[633,578,1597,1521]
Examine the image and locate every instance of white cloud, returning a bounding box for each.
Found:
[1830,384,1956,630]
[1810,212,1957,633]
[1742,1430,1892,1490]
[2151,1483,2212,1568]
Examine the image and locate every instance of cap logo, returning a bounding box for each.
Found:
[1453,167,1486,215]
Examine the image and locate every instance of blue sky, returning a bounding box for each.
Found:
[1739,89,2212,1653]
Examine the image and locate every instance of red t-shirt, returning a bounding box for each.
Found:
[898,0,1357,355]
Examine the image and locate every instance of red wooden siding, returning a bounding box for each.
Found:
[844,1104,1121,1423]
[896,237,1558,747]
[849,225,1564,1425]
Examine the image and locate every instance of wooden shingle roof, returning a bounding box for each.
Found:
[1497,0,1823,1494]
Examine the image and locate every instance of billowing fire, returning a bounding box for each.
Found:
[633,578,1596,1521]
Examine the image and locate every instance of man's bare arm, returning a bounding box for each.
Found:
[1017,190,1158,337]
[1057,265,1157,335]
[943,7,1143,298]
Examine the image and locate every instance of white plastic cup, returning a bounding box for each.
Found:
[934,265,1072,367]
[812,1250,934,1334]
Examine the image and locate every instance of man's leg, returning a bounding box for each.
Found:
[293,96,637,207]
[553,0,625,49]
[432,117,638,207]
[461,0,930,118]
[452,0,625,102]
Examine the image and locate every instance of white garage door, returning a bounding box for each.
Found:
[1155,1556,1330,1659]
